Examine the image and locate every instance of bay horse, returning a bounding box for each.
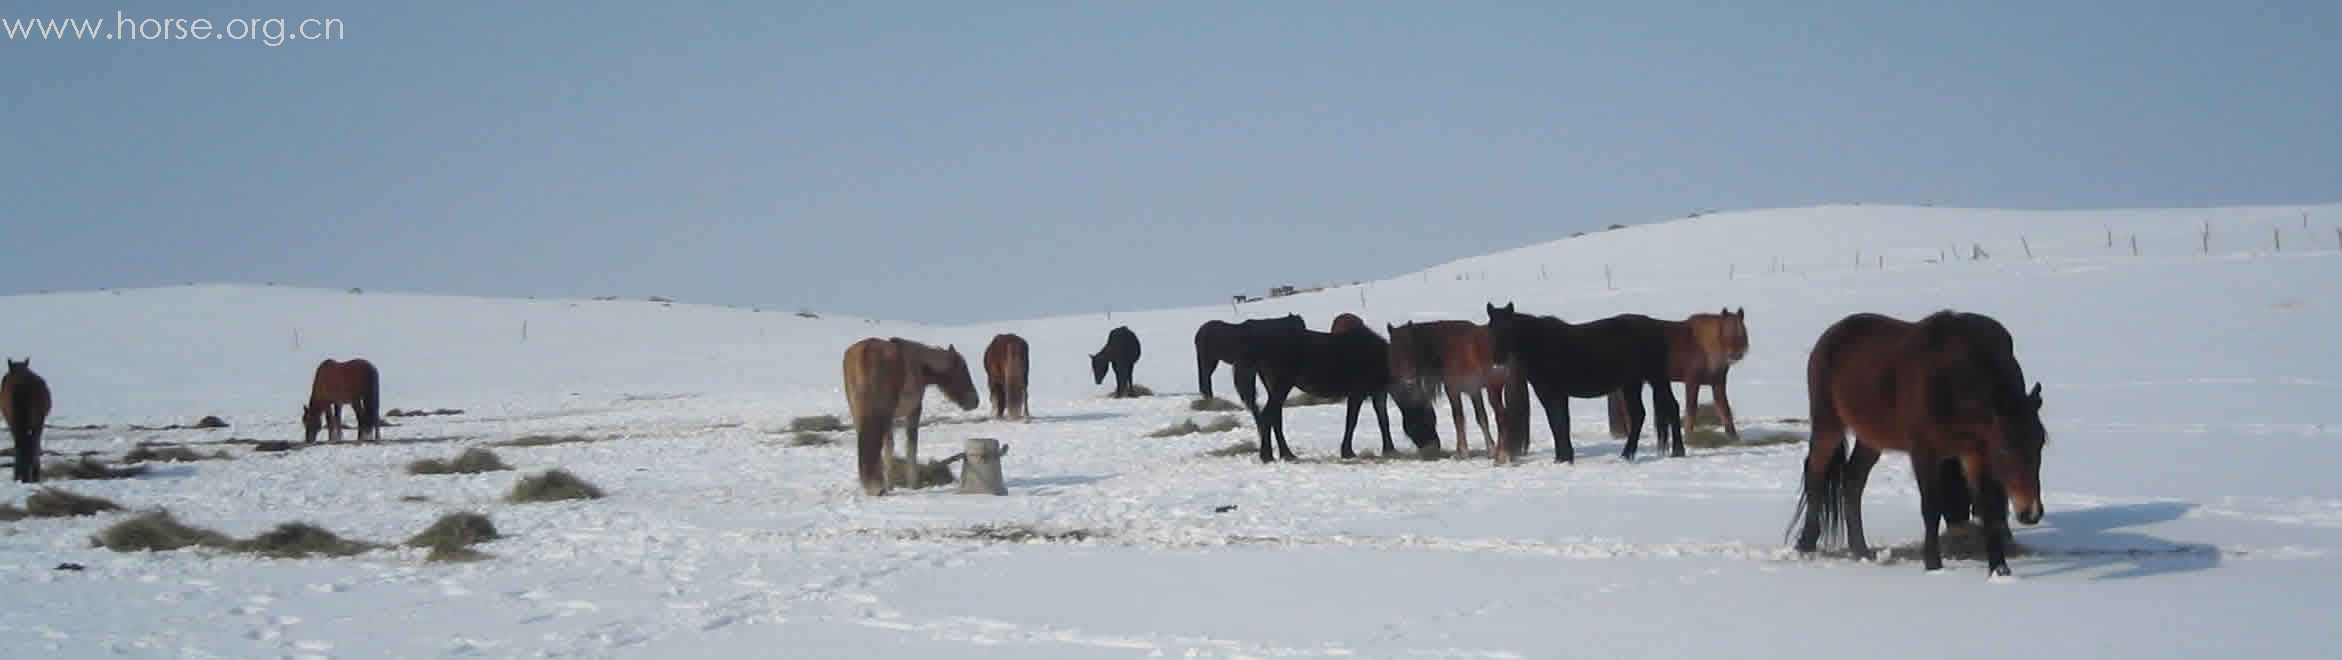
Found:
[1387,321,1509,460]
[1608,308,1749,442]
[1194,314,1306,414]
[3,359,52,483]
[1242,325,1438,462]
[1790,311,2047,576]
[982,334,1031,421]
[1329,313,1367,334]
[1484,303,1681,463]
[843,338,981,496]
[1090,326,1142,398]
[303,358,381,443]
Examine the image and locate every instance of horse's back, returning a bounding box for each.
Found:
[843,338,905,418]
[984,334,1029,383]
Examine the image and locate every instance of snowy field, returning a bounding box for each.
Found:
[4,204,2340,658]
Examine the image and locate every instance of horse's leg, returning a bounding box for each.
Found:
[1911,450,1948,571]
[1961,456,2016,576]
[1711,372,1739,443]
[903,406,924,489]
[1262,382,1295,462]
[1198,354,1217,401]
[1447,387,1469,457]
[1527,381,1573,463]
[329,404,345,443]
[1114,361,1134,398]
[1841,443,1883,560]
[1338,394,1364,459]
[1467,388,1494,460]
[1605,391,1629,440]
[1370,392,1394,456]
[1619,386,1646,460]
[1680,374,1704,434]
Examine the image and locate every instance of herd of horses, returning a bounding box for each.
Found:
[840,304,2048,576]
[0,302,2046,576]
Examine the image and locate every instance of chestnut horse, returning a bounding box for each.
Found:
[1608,308,1749,442]
[983,334,1031,421]
[1090,326,1142,398]
[1387,321,1509,460]
[843,338,980,495]
[303,358,381,443]
[1790,311,2047,576]
[3,359,52,483]
[1242,325,1438,461]
[1194,314,1306,413]
[1485,303,1681,463]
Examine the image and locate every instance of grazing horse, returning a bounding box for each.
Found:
[303,359,381,443]
[1790,311,2047,576]
[1243,325,1438,461]
[1090,326,1142,398]
[1194,314,1306,413]
[2,359,52,483]
[843,338,981,496]
[982,334,1031,421]
[1608,308,1749,442]
[1387,321,1509,460]
[1329,313,1367,334]
[1485,303,1682,463]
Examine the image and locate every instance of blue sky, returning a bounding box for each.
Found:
[3,1,2336,322]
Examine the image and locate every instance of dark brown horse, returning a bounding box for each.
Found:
[1329,313,1367,334]
[1195,314,1306,413]
[843,338,981,495]
[1790,311,2047,576]
[1091,326,1142,398]
[1609,308,1749,442]
[303,358,381,443]
[1242,324,1438,461]
[3,359,52,483]
[1485,303,1682,463]
[1387,321,1509,460]
[983,334,1031,421]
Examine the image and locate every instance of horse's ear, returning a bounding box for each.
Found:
[2028,382,2044,409]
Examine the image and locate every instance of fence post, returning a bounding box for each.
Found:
[1728,264,1735,280]
[2274,226,2282,252]
[2131,234,2139,256]
[2021,236,2032,258]
[2202,221,2210,254]
[1605,265,1614,290]
[522,320,529,342]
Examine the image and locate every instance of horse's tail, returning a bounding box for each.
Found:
[360,365,382,433]
[1788,327,1852,548]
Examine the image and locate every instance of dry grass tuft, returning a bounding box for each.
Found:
[407,448,513,475]
[25,488,123,517]
[507,469,605,503]
[407,512,499,563]
[234,523,380,558]
[1189,397,1243,412]
[788,415,848,433]
[45,457,148,480]
[91,511,232,552]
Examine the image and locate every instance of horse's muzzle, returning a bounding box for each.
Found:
[2015,500,2045,526]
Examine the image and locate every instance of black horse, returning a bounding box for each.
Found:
[1091,326,1143,398]
[1485,303,1683,462]
[1194,314,1306,414]
[1242,325,1438,462]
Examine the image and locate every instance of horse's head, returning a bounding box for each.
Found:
[1089,351,1109,384]
[1995,382,2049,526]
[938,345,981,411]
[1712,307,1750,364]
[1396,394,1441,452]
[4,358,25,373]
[1485,303,1521,364]
[300,403,322,443]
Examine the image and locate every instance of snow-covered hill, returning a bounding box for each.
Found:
[3,203,2339,658]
